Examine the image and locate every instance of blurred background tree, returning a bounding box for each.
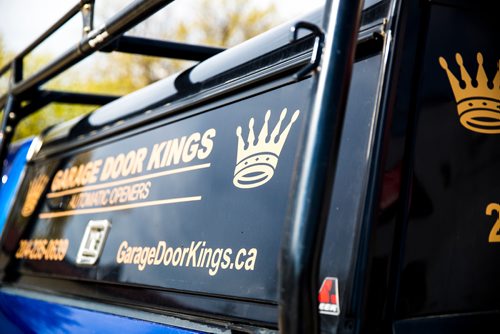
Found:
[0,36,10,92]
[0,0,279,141]
[0,36,4,70]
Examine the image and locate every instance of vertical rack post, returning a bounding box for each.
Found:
[279,0,365,332]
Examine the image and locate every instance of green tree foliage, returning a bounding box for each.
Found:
[0,0,278,141]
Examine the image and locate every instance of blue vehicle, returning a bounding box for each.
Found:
[0,0,498,333]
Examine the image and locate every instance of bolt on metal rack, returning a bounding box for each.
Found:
[0,0,224,177]
[0,0,365,332]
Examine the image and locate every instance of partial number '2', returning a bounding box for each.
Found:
[486,203,500,243]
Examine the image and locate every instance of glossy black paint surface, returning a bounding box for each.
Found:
[3,0,497,332]
[14,275,279,327]
[318,53,383,333]
[22,80,312,301]
[0,52,383,326]
[397,3,500,318]
[394,312,500,334]
[357,0,499,333]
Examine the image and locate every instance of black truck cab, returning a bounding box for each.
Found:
[0,0,498,333]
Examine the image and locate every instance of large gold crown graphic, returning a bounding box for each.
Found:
[233,108,300,189]
[21,174,49,217]
[438,52,500,134]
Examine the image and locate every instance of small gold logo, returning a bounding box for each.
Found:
[233,108,300,189]
[21,174,49,217]
[438,52,500,134]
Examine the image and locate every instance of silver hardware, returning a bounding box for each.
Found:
[76,220,111,266]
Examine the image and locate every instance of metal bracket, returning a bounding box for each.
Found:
[290,21,325,80]
[76,220,112,266]
[81,0,95,36]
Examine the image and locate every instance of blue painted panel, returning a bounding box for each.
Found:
[0,291,204,334]
[0,139,32,234]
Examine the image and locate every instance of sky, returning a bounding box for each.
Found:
[0,0,324,55]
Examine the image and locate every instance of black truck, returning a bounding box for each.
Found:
[0,0,498,333]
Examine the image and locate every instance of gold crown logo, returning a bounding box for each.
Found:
[439,52,500,134]
[233,108,300,189]
[21,174,49,217]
